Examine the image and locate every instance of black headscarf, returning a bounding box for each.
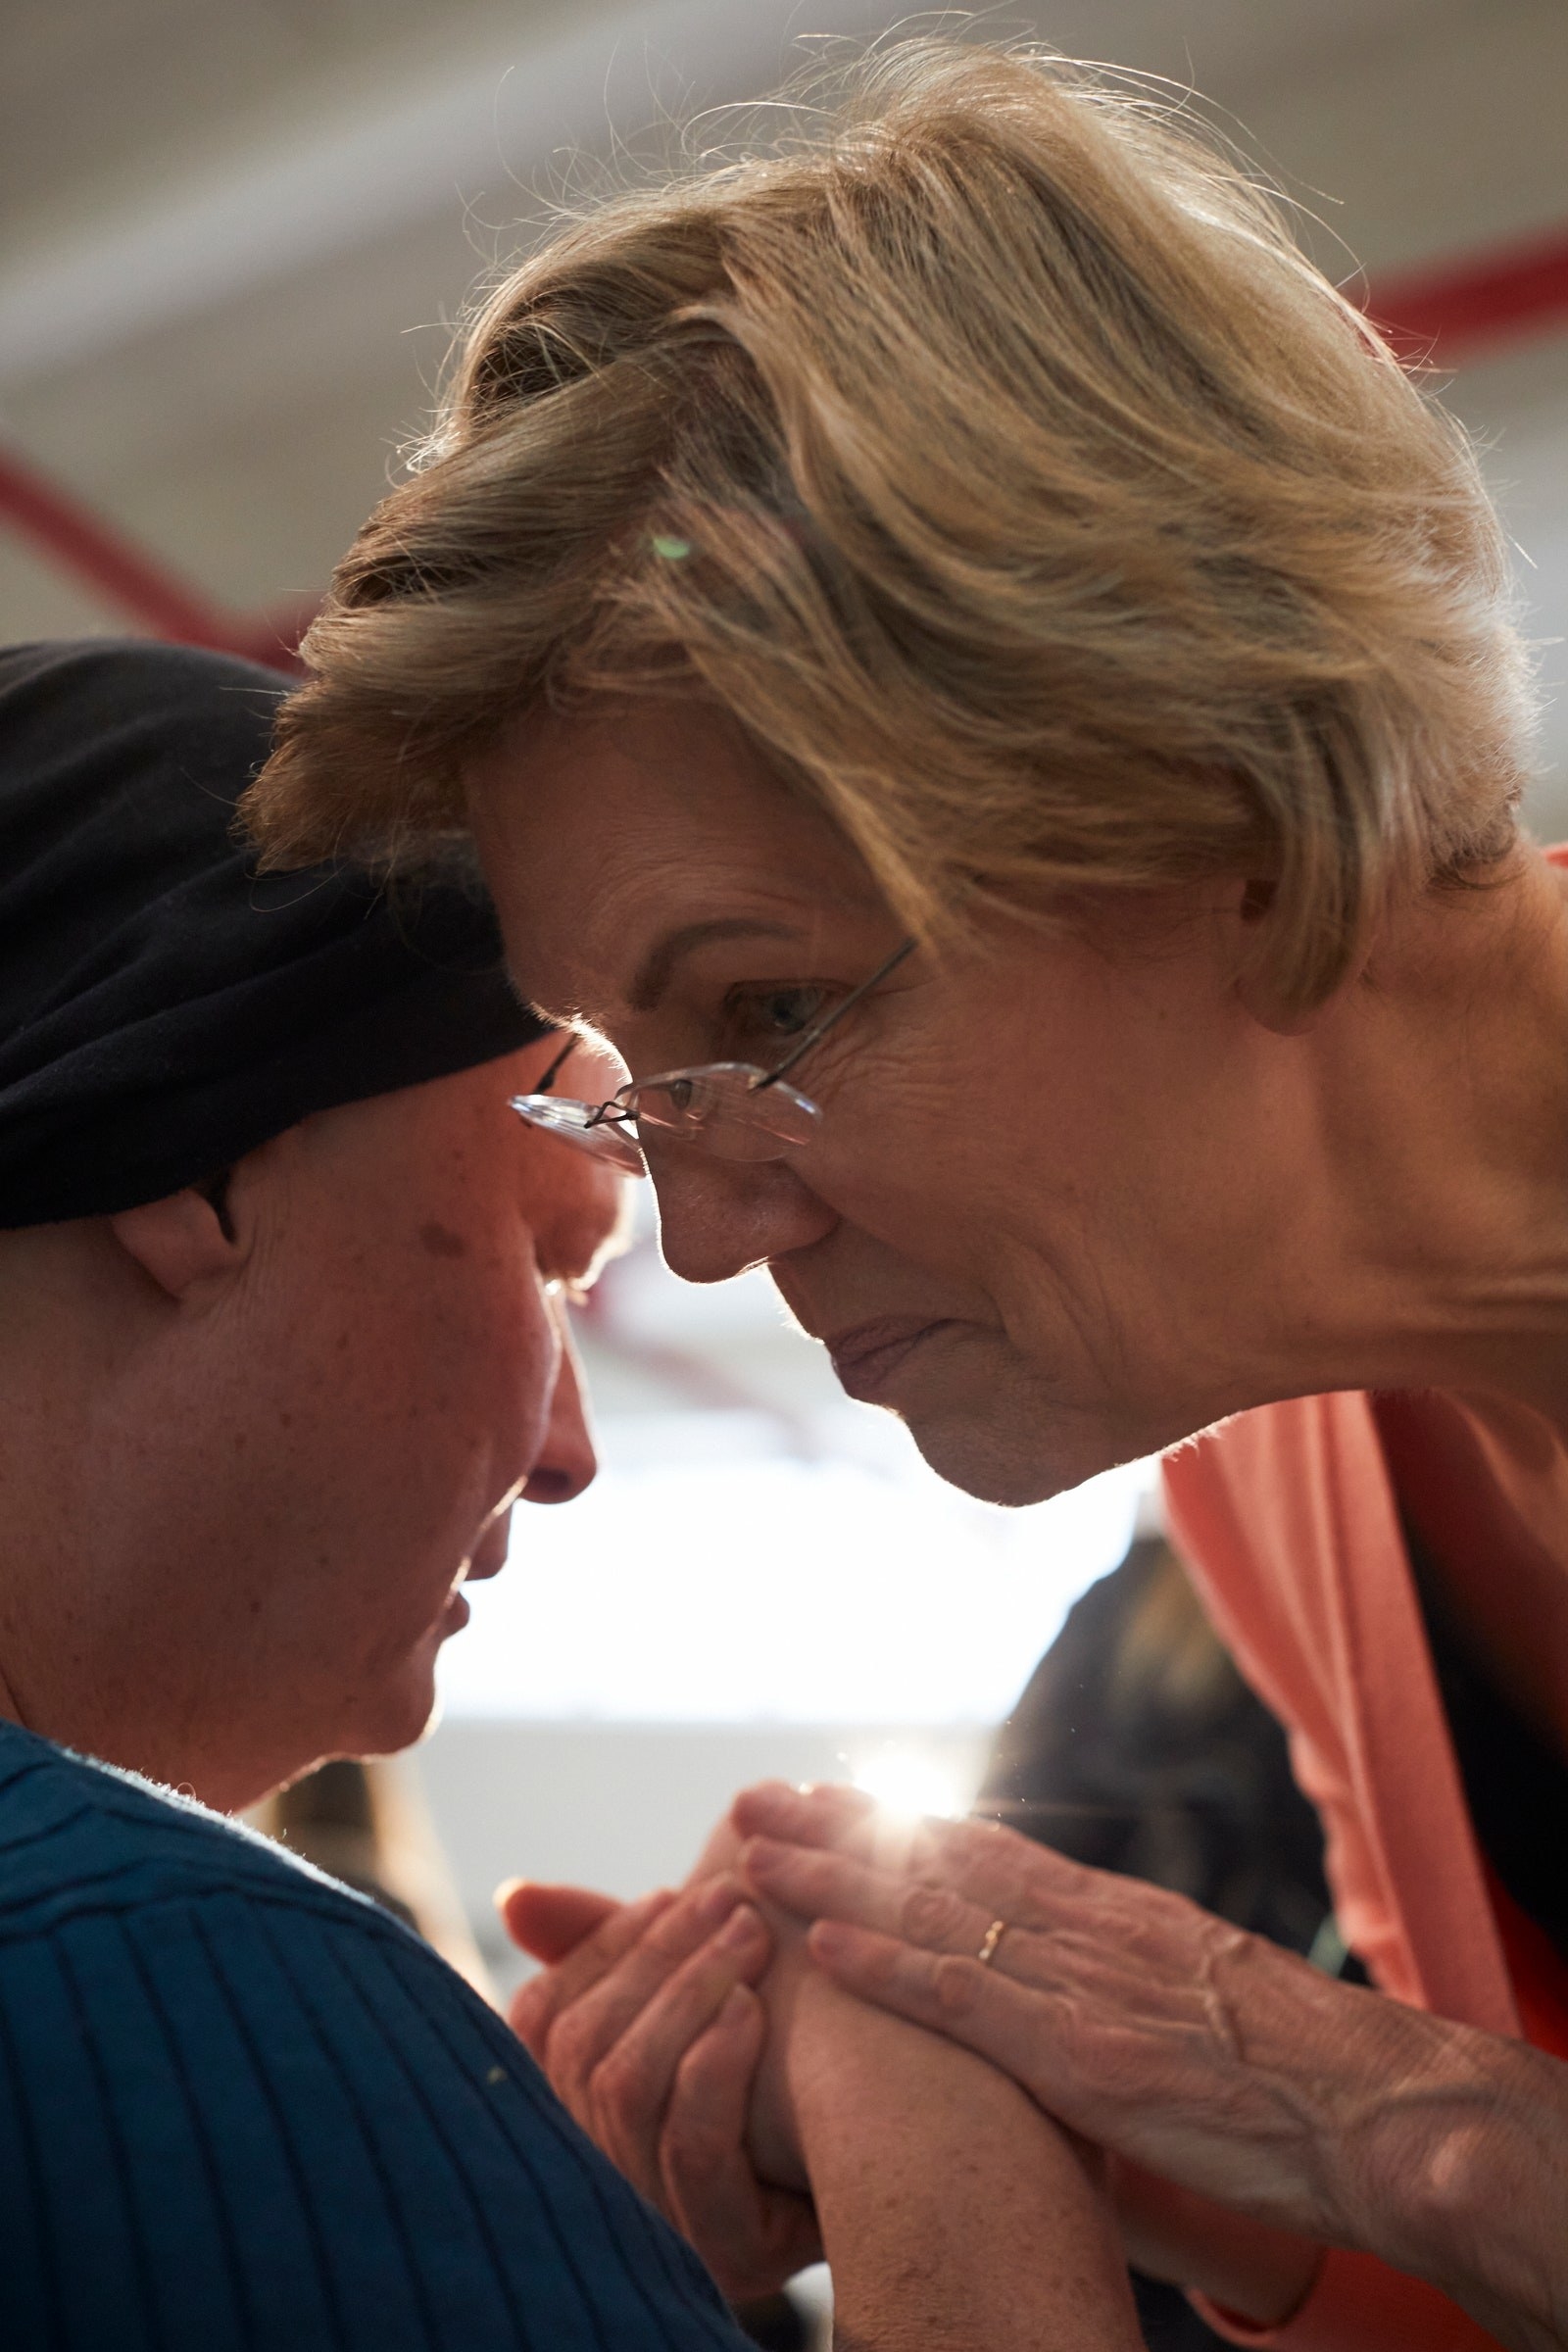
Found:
[0,640,547,1228]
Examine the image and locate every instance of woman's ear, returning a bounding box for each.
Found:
[1229,878,1328,1038]
[108,1175,245,1299]
[1231,967,1320,1037]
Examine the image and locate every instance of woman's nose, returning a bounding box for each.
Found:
[520,1329,597,1505]
[651,1151,834,1285]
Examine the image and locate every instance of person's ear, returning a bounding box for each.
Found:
[108,1173,246,1299]
[1229,878,1333,1037]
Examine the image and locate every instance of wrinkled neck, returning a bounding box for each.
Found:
[1327,858,1568,1425]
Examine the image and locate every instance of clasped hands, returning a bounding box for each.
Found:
[504,1795,827,2303]
[503,1778,1544,2336]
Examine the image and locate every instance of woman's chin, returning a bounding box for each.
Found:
[906,1396,1128,1506]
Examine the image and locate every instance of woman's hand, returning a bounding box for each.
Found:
[733,1781,1568,2352]
[504,1875,823,2300]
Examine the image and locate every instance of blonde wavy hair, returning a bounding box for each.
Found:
[245,38,1535,1013]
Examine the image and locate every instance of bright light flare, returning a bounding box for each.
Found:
[850,1749,965,1821]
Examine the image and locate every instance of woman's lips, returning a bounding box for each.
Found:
[826,1316,958,1402]
[465,1520,513,1583]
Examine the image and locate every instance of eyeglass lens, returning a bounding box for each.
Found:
[623,1065,820,1159]
[511,934,912,1170]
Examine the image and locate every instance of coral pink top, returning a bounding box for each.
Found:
[1163,1388,1568,2348]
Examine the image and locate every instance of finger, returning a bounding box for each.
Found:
[735,1783,1090,1928]
[731,1780,879,1850]
[499,1880,620,1964]
[741,1836,998,1957]
[587,1905,771,2199]
[543,1876,753,2113]
[805,1917,1073,2111]
[510,1886,674,2053]
[663,1987,823,2301]
[663,1978,765,2204]
[733,1781,969,1885]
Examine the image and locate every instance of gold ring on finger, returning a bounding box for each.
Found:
[975,1917,1008,1967]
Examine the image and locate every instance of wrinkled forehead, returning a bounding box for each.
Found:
[466,697,882,1024]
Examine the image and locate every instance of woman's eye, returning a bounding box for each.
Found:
[726,983,827,1041]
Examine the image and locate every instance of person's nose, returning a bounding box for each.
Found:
[650,1151,834,1285]
[520,1324,597,1505]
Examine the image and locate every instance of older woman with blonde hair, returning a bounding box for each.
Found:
[247,40,1566,2352]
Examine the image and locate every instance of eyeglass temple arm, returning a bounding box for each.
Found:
[751,936,917,1093]
[532,1032,580,1098]
[531,1032,641,1128]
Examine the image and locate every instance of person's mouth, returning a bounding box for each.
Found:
[464,1516,514,1584]
[823,1315,960,1402]
[436,1510,514,1641]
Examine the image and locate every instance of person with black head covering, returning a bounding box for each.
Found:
[0,639,621,1799]
[0,644,1120,2352]
[0,640,760,2351]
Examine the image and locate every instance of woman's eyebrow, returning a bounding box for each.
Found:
[627,918,802,1011]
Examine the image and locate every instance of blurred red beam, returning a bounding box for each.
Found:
[1,221,1566,659]
[0,445,312,673]
[1366,223,1568,365]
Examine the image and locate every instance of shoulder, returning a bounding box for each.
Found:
[1163,1391,1390,1568]
[0,1714,383,1942]
[0,1720,749,2349]
[1158,1391,1398,1740]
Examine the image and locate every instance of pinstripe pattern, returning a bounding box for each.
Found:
[0,1722,753,2351]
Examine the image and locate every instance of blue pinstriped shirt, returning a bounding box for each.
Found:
[0,1719,755,2351]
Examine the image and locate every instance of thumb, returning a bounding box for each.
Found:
[496,1878,621,1962]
